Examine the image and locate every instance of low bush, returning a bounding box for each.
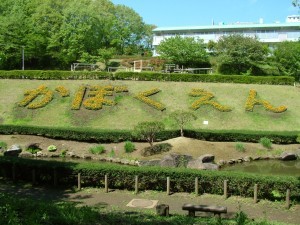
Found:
[141,143,172,156]
[47,145,57,152]
[0,141,7,150]
[235,142,246,152]
[259,137,272,149]
[26,143,41,154]
[124,141,135,153]
[89,145,105,154]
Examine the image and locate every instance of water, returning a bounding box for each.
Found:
[222,160,300,177]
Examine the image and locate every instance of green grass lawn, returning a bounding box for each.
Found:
[0,79,299,131]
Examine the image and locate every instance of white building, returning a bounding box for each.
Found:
[152,16,300,56]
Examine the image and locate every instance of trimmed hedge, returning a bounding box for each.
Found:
[0,157,299,202]
[0,70,111,80]
[0,124,298,144]
[0,70,295,85]
[114,72,295,85]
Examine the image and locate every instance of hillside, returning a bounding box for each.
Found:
[0,79,299,131]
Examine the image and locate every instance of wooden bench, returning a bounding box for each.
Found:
[182,203,227,217]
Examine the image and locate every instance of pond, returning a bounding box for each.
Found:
[222,160,300,177]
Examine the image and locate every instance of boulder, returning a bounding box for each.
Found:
[4,144,22,157]
[19,151,33,158]
[280,152,298,161]
[139,159,161,167]
[198,154,215,163]
[187,159,219,170]
[159,153,193,168]
[160,154,177,167]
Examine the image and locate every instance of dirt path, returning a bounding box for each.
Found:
[1,180,299,225]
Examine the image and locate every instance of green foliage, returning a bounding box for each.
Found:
[124,141,135,153]
[60,149,68,158]
[235,142,246,152]
[0,141,7,150]
[273,41,300,80]
[215,34,269,75]
[133,121,165,146]
[169,110,197,137]
[26,143,41,154]
[0,157,299,203]
[47,145,57,152]
[114,71,295,85]
[141,143,172,156]
[259,137,272,149]
[235,210,249,225]
[109,148,116,158]
[89,145,105,155]
[297,134,300,143]
[156,35,209,67]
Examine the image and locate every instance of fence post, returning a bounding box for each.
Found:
[254,184,258,203]
[53,168,58,186]
[135,175,139,195]
[105,174,108,193]
[286,189,290,209]
[167,177,170,195]
[32,169,36,185]
[195,177,199,196]
[77,173,81,190]
[223,180,228,199]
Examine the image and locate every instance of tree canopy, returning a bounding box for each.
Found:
[214,34,269,75]
[0,0,153,70]
[156,35,209,68]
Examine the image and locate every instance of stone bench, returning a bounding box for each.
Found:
[182,203,227,217]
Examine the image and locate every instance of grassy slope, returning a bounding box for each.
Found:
[0,79,299,131]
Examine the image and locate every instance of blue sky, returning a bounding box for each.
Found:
[111,0,299,27]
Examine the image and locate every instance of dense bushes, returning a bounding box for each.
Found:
[114,72,295,85]
[0,70,111,80]
[0,125,298,144]
[0,157,299,203]
[0,70,295,85]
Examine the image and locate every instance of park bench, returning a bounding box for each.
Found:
[182,203,227,217]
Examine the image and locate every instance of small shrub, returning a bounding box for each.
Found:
[296,134,300,143]
[235,142,245,152]
[60,149,68,158]
[124,141,135,153]
[141,143,172,157]
[89,145,105,155]
[109,148,115,158]
[0,141,7,150]
[26,143,41,154]
[235,210,248,225]
[259,137,272,149]
[47,145,57,152]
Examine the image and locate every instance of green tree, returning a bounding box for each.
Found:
[156,35,209,68]
[169,110,197,137]
[293,0,300,8]
[215,34,269,75]
[133,121,165,146]
[111,5,150,55]
[273,41,300,80]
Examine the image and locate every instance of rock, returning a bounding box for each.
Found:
[187,160,219,170]
[217,160,227,166]
[120,159,130,165]
[139,159,161,167]
[50,154,60,158]
[4,144,22,157]
[66,151,80,158]
[160,154,177,167]
[36,151,44,157]
[198,154,215,163]
[243,156,252,162]
[19,151,33,158]
[280,152,297,161]
[82,155,92,160]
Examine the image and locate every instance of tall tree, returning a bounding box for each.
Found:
[215,34,269,75]
[156,35,209,68]
[273,41,300,80]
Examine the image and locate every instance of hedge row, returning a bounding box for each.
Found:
[0,70,111,80]
[0,70,295,85]
[0,157,299,202]
[114,72,295,85]
[0,124,298,144]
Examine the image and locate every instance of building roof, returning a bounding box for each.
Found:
[153,22,300,32]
